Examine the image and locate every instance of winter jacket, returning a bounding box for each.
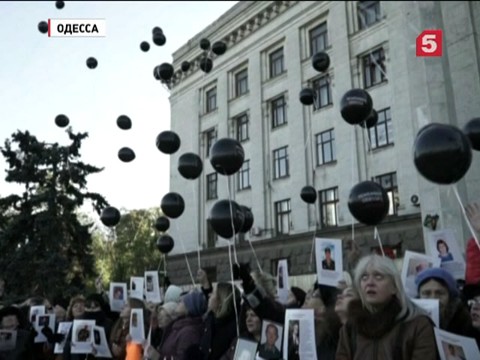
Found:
[465,237,480,285]
[197,310,239,360]
[0,328,33,360]
[336,298,439,360]
[157,315,203,360]
[442,297,477,338]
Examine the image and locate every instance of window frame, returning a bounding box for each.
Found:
[235,68,249,97]
[368,107,393,149]
[316,128,336,165]
[309,22,328,56]
[362,47,387,89]
[271,95,287,128]
[205,87,217,113]
[318,187,339,228]
[236,113,249,143]
[273,146,289,179]
[357,1,382,31]
[311,75,332,110]
[274,199,291,235]
[205,128,217,158]
[373,172,399,216]
[206,172,218,200]
[237,159,251,191]
[269,47,285,78]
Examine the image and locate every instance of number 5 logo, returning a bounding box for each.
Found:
[416,29,443,57]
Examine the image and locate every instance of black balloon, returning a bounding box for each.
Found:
[117,115,132,130]
[155,216,170,232]
[348,181,389,226]
[300,186,317,204]
[38,21,48,34]
[414,123,472,184]
[140,41,150,52]
[181,61,191,72]
[359,109,378,129]
[156,131,181,154]
[157,63,174,81]
[299,88,316,106]
[153,32,166,46]
[100,206,121,227]
[178,153,203,180]
[200,38,211,50]
[212,41,227,55]
[156,235,174,254]
[463,118,480,151]
[199,57,213,74]
[55,1,64,9]
[161,192,185,219]
[86,57,98,69]
[55,114,69,128]
[152,27,163,34]
[118,147,135,162]
[312,52,330,72]
[340,89,373,125]
[240,206,254,233]
[208,199,245,238]
[210,138,245,176]
[153,66,161,80]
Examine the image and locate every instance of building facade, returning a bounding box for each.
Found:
[165,1,480,287]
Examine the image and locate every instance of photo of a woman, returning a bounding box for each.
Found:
[288,320,300,360]
[437,239,454,262]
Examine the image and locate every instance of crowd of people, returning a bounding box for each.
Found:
[0,203,479,360]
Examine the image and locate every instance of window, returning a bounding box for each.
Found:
[357,1,381,30]
[237,159,250,190]
[273,146,289,179]
[235,69,248,97]
[275,199,291,235]
[363,48,386,88]
[269,47,284,78]
[309,22,328,56]
[368,108,393,149]
[319,187,339,228]
[271,96,287,128]
[312,75,332,109]
[316,129,336,165]
[236,113,249,142]
[373,172,398,215]
[206,221,217,248]
[206,87,217,113]
[205,128,217,157]
[206,173,217,200]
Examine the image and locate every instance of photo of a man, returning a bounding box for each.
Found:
[113,286,124,300]
[322,247,335,271]
[258,323,282,359]
[146,276,154,292]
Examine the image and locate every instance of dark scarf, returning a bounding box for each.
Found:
[348,297,402,339]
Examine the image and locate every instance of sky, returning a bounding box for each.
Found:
[0,1,238,214]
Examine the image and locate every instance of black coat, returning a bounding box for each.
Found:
[198,311,239,360]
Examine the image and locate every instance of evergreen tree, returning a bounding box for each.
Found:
[0,128,109,301]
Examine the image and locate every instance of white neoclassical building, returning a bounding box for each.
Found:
[165,1,480,285]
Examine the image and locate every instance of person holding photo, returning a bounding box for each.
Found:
[337,254,438,359]
[437,239,454,262]
[0,305,33,359]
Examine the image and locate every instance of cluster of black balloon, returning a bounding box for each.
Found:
[299,51,331,106]
[413,118,480,185]
[116,115,136,163]
[140,26,166,53]
[197,38,227,74]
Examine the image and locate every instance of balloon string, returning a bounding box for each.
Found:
[309,204,320,271]
[452,184,480,251]
[351,123,356,244]
[227,242,240,338]
[247,237,263,274]
[174,221,196,288]
[225,175,239,265]
[190,180,201,269]
[374,226,385,257]
[363,126,374,179]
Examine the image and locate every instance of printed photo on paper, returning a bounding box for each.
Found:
[412,299,440,328]
[0,329,16,351]
[92,325,112,358]
[401,250,441,299]
[258,320,283,360]
[54,322,73,354]
[283,309,317,360]
[130,276,144,300]
[315,238,343,287]
[29,305,45,325]
[109,282,127,312]
[71,319,95,354]
[129,308,145,344]
[233,338,259,360]
[427,229,466,280]
[144,271,161,304]
[277,259,290,305]
[434,327,480,360]
[34,313,56,343]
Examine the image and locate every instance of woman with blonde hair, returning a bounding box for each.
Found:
[66,295,85,321]
[336,254,438,359]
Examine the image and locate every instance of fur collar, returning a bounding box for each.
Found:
[347,297,402,339]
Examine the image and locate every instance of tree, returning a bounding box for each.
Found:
[92,208,164,286]
[0,128,109,301]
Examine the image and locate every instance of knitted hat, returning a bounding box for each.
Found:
[159,302,178,320]
[415,267,459,298]
[182,291,207,317]
[164,285,183,304]
[290,287,306,308]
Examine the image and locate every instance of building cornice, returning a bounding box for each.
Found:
[166,1,300,89]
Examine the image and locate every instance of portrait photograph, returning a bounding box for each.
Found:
[233,338,258,360]
[401,251,441,299]
[442,341,466,360]
[258,320,283,360]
